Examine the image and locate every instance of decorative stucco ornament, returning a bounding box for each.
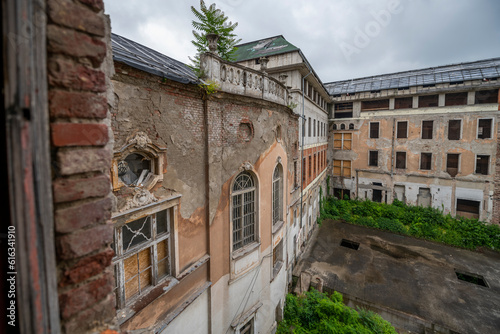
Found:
[128,132,152,150]
[121,188,158,212]
[239,161,253,172]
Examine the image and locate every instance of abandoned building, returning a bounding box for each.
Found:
[326,59,500,222]
[2,0,500,334]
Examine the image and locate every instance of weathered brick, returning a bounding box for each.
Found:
[57,223,113,259]
[77,0,104,12]
[57,147,111,175]
[53,174,110,203]
[59,272,114,319]
[48,56,106,92]
[49,90,107,119]
[59,249,114,287]
[55,197,112,233]
[47,0,105,37]
[52,123,109,147]
[47,25,106,67]
[62,294,116,334]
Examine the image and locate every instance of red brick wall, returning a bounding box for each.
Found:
[302,144,328,188]
[46,0,117,332]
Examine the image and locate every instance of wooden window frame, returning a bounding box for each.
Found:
[333,132,352,150]
[113,200,179,310]
[272,164,283,225]
[477,118,493,139]
[231,172,258,252]
[446,153,460,176]
[475,155,489,175]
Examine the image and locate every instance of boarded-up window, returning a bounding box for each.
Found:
[456,199,480,219]
[420,153,432,170]
[334,102,353,118]
[115,208,172,307]
[395,97,413,109]
[475,155,489,175]
[369,122,379,138]
[475,89,499,104]
[397,121,408,138]
[333,133,352,150]
[448,120,461,140]
[478,119,492,139]
[417,188,431,207]
[445,92,468,106]
[369,151,378,167]
[418,95,439,108]
[396,152,406,169]
[361,99,389,111]
[333,160,351,177]
[446,153,459,177]
[422,121,433,139]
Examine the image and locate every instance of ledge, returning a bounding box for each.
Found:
[272,220,284,235]
[177,254,210,280]
[232,242,260,261]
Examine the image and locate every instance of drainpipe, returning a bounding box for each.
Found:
[300,70,312,234]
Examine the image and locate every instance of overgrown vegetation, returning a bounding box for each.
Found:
[189,0,241,75]
[277,289,397,334]
[320,197,500,251]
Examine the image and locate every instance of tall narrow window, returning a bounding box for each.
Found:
[396,121,408,139]
[369,122,379,139]
[232,172,256,251]
[313,154,317,176]
[478,119,492,139]
[446,153,459,176]
[420,153,432,170]
[272,165,283,225]
[395,152,406,169]
[302,158,306,183]
[313,119,316,137]
[369,151,378,167]
[293,160,298,188]
[422,121,433,139]
[448,120,461,140]
[308,117,311,137]
[308,156,312,178]
[475,155,489,175]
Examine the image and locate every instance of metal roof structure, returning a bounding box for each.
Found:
[111,33,199,85]
[232,35,300,62]
[325,58,500,95]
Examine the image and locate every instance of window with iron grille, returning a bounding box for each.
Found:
[446,153,459,176]
[333,133,352,150]
[475,155,489,175]
[448,120,461,140]
[395,97,412,109]
[369,122,379,139]
[395,152,406,169]
[421,121,433,139]
[445,92,467,106]
[396,121,408,139]
[418,95,438,108]
[232,172,257,251]
[477,119,492,139]
[420,153,432,170]
[272,165,283,225]
[369,151,378,167]
[113,207,173,308]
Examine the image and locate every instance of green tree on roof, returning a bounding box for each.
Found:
[189,0,241,75]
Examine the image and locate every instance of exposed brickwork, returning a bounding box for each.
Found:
[53,174,110,203]
[47,1,117,332]
[49,90,108,119]
[302,144,328,188]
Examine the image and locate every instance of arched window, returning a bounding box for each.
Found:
[340,123,346,130]
[332,124,337,130]
[349,123,354,130]
[232,172,256,250]
[272,164,283,225]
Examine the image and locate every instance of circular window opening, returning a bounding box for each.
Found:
[118,153,151,186]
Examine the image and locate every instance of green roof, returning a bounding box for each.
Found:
[233,35,300,62]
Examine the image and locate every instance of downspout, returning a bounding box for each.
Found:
[300,70,312,233]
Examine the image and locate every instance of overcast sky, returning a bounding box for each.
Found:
[106,0,500,83]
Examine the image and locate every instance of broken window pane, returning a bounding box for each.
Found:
[478,119,492,139]
[475,155,489,175]
[118,153,151,186]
